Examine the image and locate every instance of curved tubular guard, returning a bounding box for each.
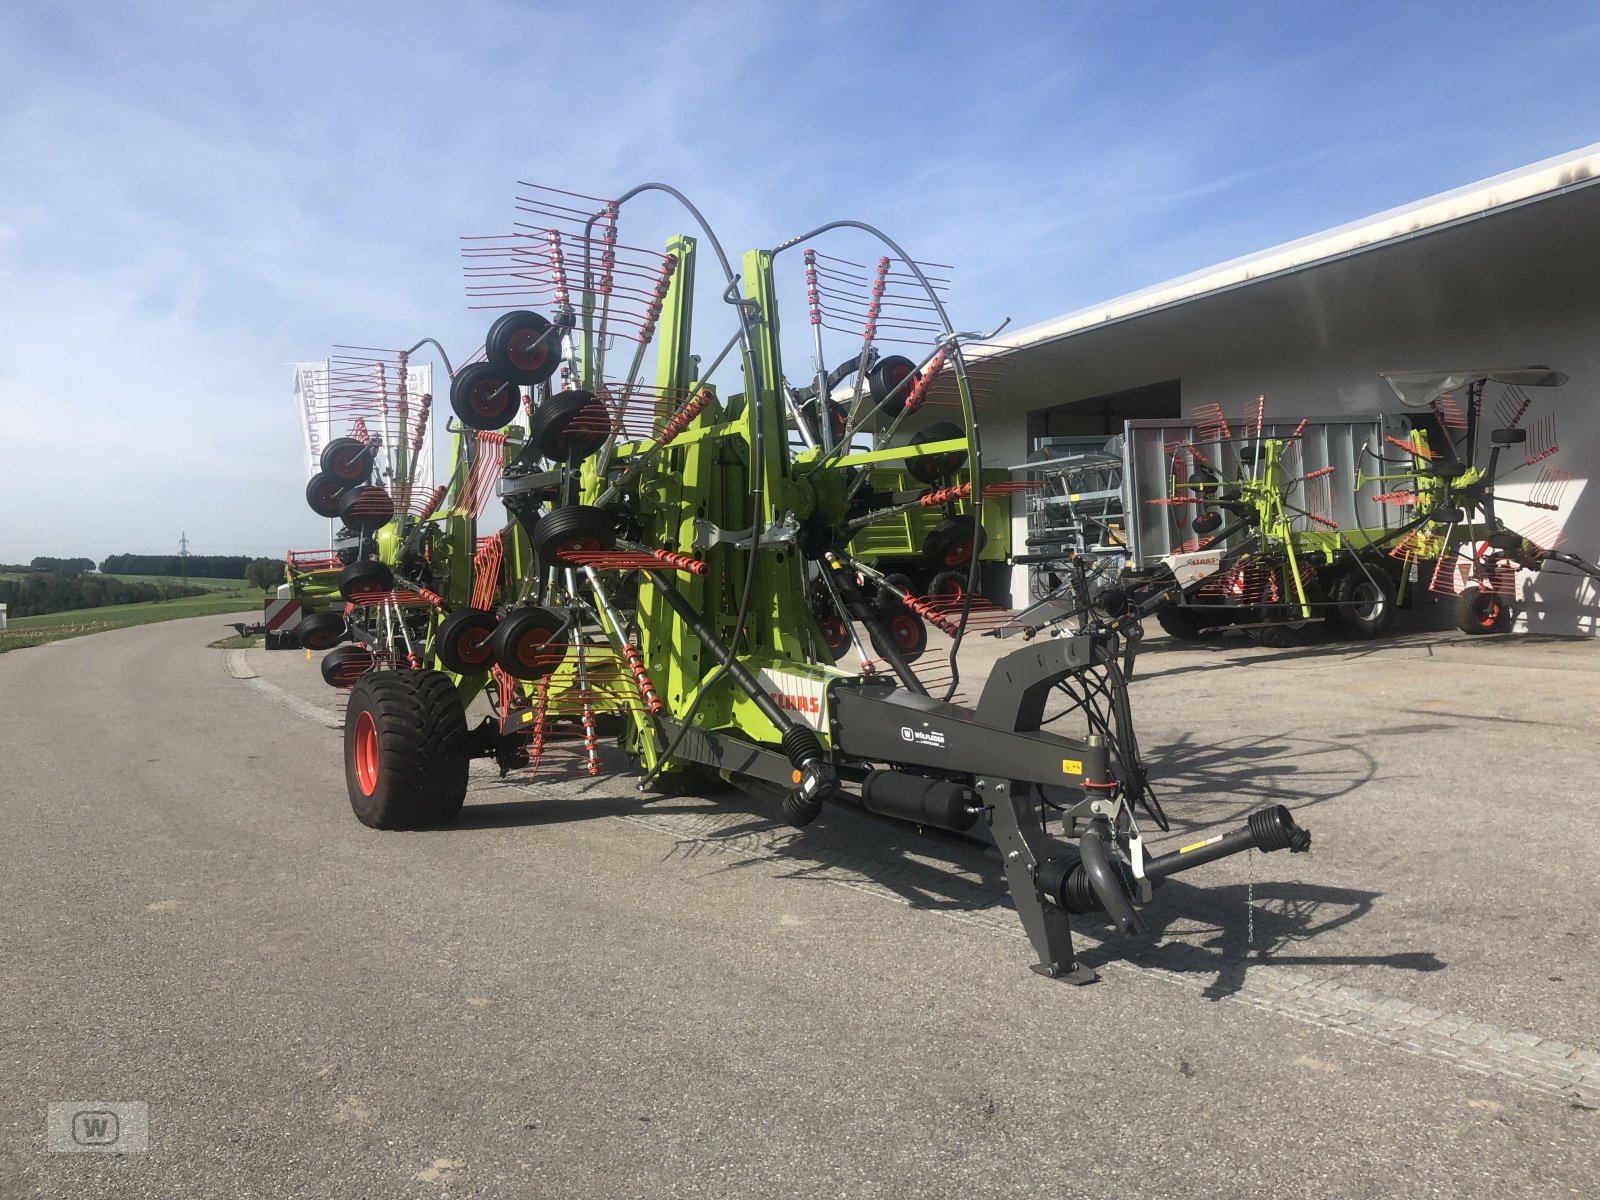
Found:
[1079,821,1143,937]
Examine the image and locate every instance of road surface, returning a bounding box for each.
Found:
[1,614,1597,1197]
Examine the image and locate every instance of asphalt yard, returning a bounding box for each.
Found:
[2,612,1597,1198]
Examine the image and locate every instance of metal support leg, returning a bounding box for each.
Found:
[981,773,1097,984]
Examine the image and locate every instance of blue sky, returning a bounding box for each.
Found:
[1,0,1597,562]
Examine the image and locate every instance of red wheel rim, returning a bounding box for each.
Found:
[317,483,342,509]
[820,618,847,650]
[943,541,973,567]
[556,535,601,558]
[470,379,513,421]
[890,366,911,387]
[935,581,964,601]
[1478,597,1502,628]
[331,447,365,478]
[458,627,492,665]
[354,710,379,796]
[891,614,919,649]
[516,627,556,670]
[508,330,549,372]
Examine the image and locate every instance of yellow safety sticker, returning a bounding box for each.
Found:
[1180,834,1224,854]
[1061,758,1083,775]
[521,711,533,723]
[304,648,311,660]
[1069,493,1081,502]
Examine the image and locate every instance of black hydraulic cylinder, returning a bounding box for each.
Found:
[1143,804,1310,881]
[859,771,978,832]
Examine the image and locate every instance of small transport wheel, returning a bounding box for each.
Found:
[1325,566,1396,639]
[491,606,570,681]
[927,569,967,604]
[320,437,375,484]
[873,572,917,615]
[434,608,499,675]
[817,615,851,662]
[529,390,609,461]
[800,397,849,446]
[338,485,395,534]
[884,608,928,663]
[1456,585,1513,635]
[1154,604,1219,642]
[532,505,615,563]
[922,515,985,570]
[485,309,561,386]
[339,559,395,603]
[344,670,470,828]
[867,355,918,419]
[320,642,375,688]
[906,422,968,484]
[1245,607,1323,648]
[298,610,349,651]
[305,472,350,518]
[449,361,522,430]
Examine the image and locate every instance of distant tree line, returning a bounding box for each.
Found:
[0,574,209,619]
[29,556,97,574]
[99,554,257,578]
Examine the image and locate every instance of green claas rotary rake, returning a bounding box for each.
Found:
[306,182,1312,982]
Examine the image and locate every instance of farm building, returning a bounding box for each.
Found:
[969,142,1600,634]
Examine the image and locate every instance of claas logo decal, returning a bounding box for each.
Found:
[769,692,821,714]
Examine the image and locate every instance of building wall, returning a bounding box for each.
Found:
[981,183,1600,632]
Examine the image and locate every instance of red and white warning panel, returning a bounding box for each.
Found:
[263,597,303,633]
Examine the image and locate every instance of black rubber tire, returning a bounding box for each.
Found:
[320,437,375,484]
[532,505,615,562]
[485,309,561,386]
[884,608,928,663]
[800,398,849,446]
[344,670,469,829]
[306,472,350,518]
[927,570,967,603]
[906,422,968,484]
[338,485,395,534]
[922,515,986,570]
[434,608,499,675]
[1456,585,1513,635]
[867,354,918,419]
[817,615,850,663]
[449,361,522,430]
[339,559,395,603]
[491,606,570,680]
[1325,567,1396,640]
[1245,607,1324,648]
[1155,604,1219,642]
[320,642,375,689]
[298,610,349,651]
[873,572,917,615]
[529,390,609,461]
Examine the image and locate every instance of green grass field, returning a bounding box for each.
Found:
[0,589,262,654]
[0,572,250,591]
